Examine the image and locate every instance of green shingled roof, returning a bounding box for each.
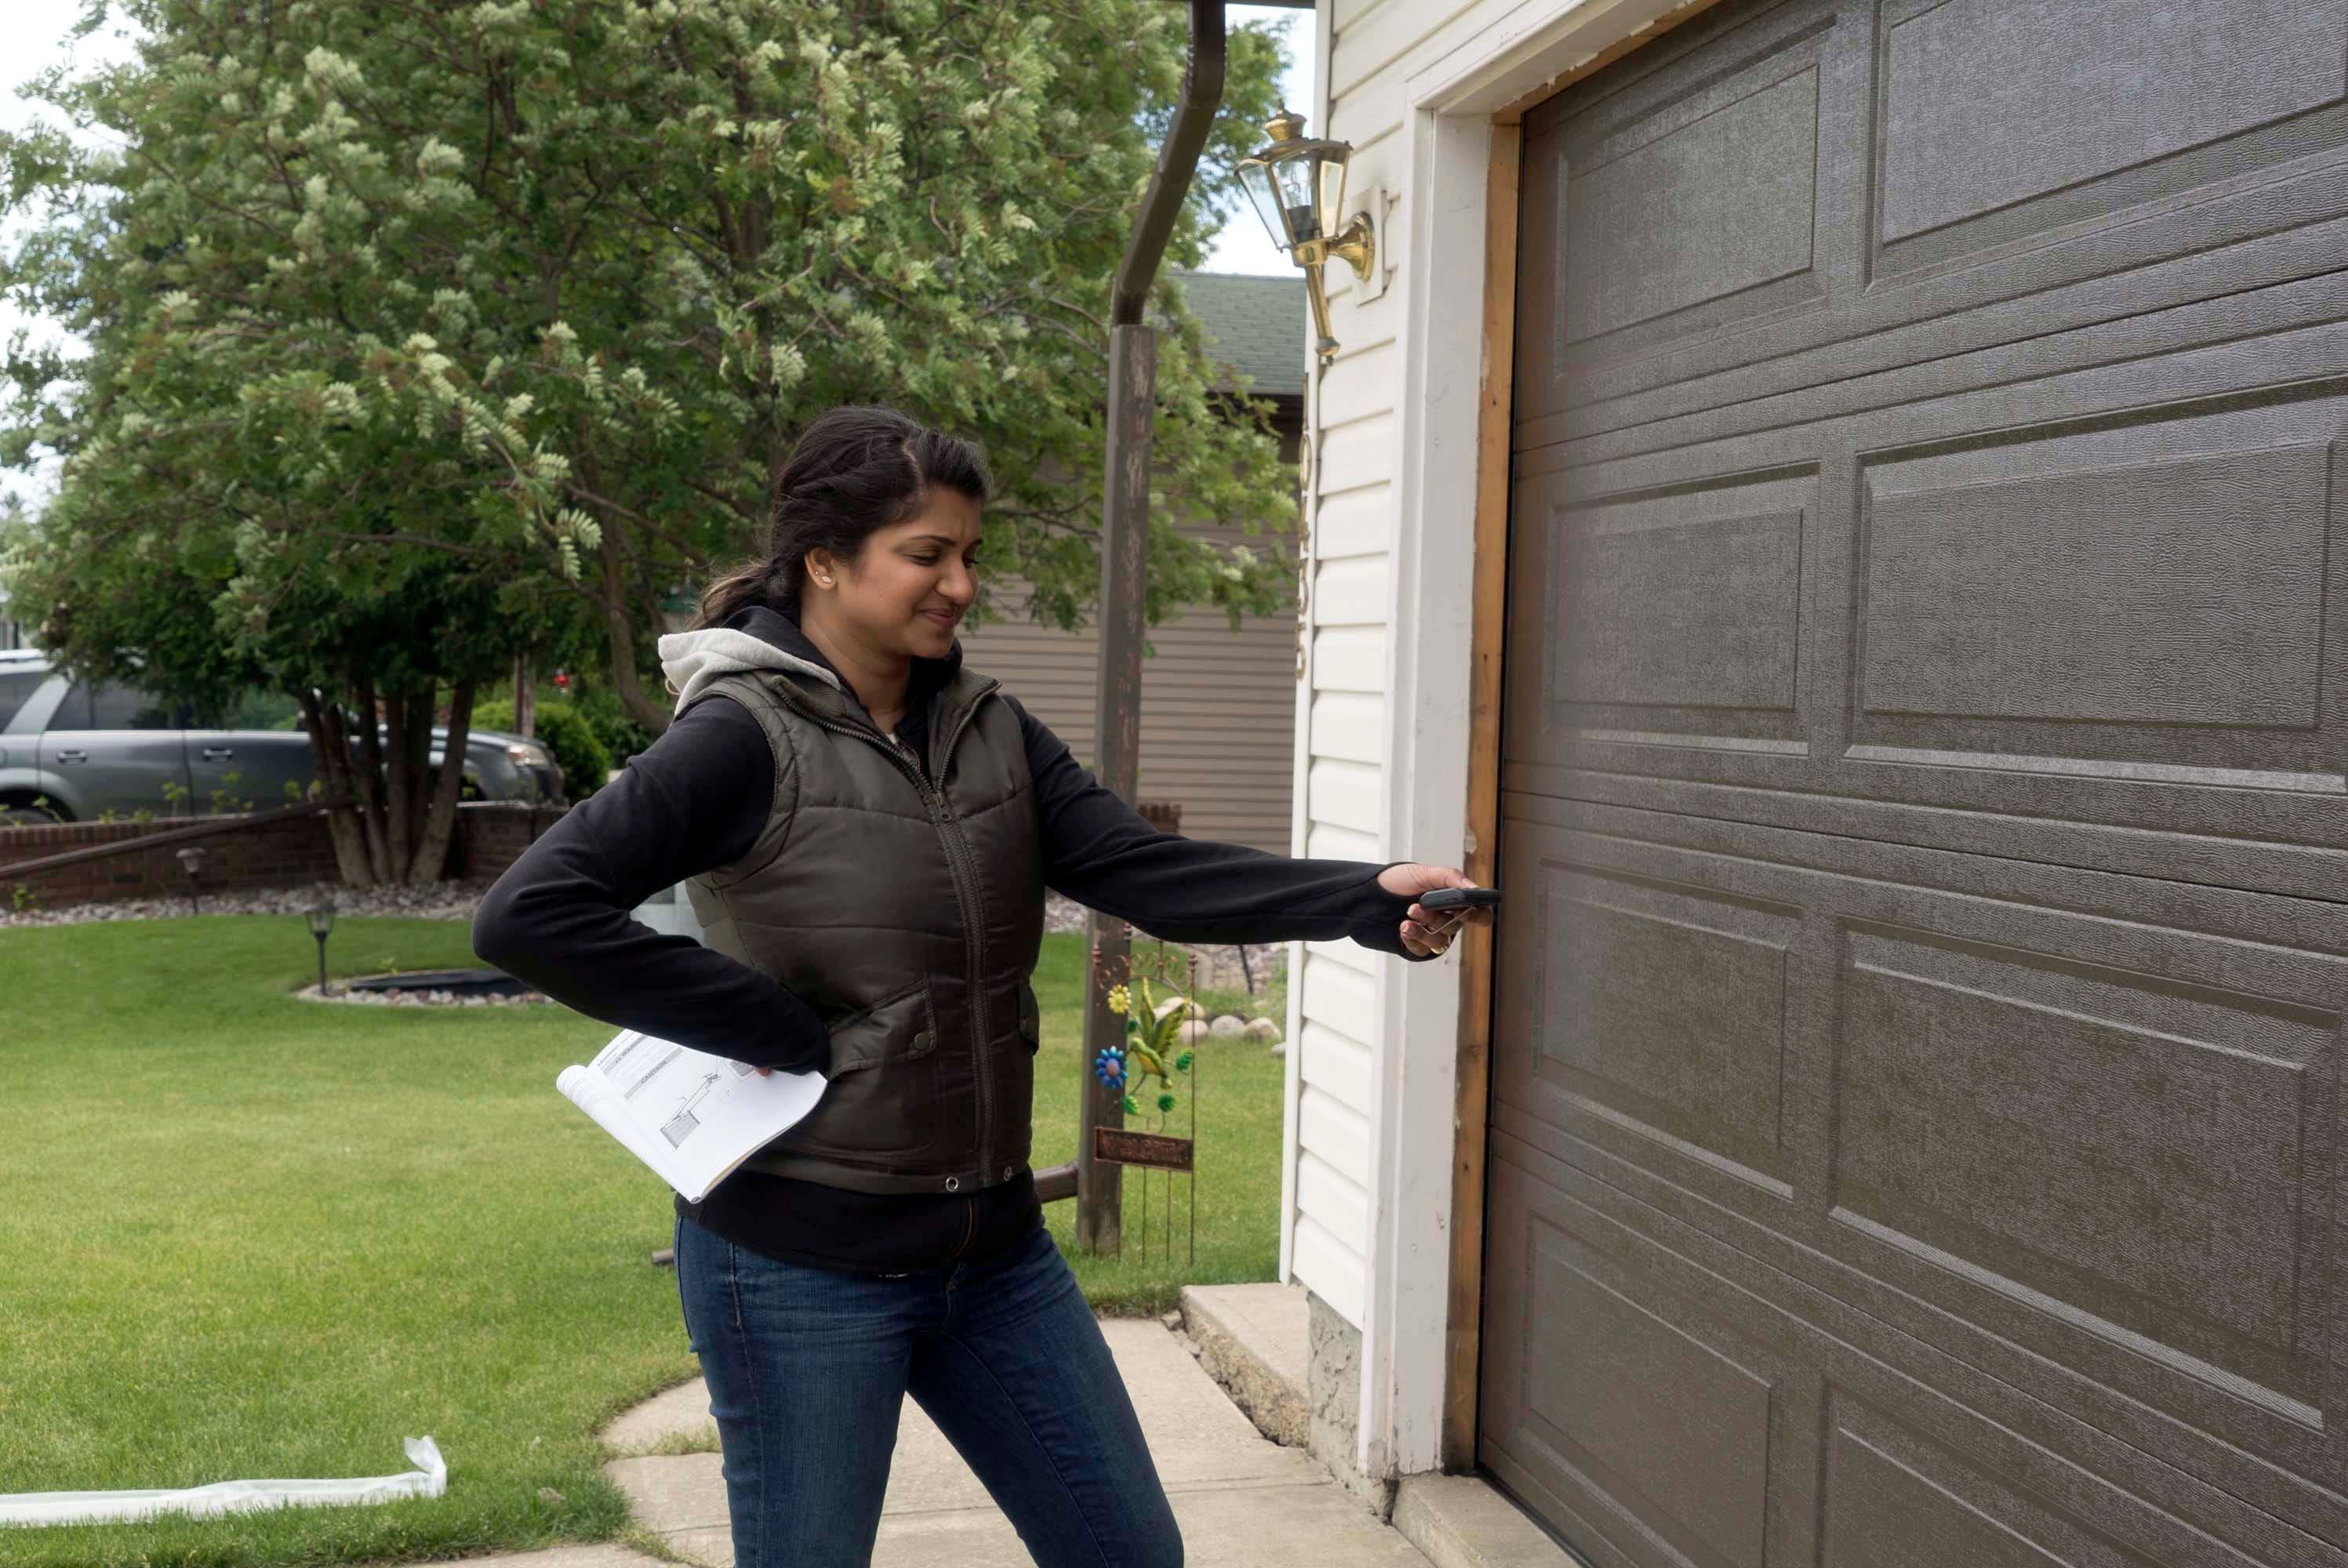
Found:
[1170,270,1307,400]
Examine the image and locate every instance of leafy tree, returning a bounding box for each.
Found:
[1,0,1299,877]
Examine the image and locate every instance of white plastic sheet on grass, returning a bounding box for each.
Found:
[0,1435,445,1529]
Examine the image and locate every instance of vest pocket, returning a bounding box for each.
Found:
[822,978,940,1074]
[777,978,942,1164]
[1016,982,1041,1051]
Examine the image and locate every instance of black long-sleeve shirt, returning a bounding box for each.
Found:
[473,607,1427,1276]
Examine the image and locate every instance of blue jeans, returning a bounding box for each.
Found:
[671,1207,1183,1568]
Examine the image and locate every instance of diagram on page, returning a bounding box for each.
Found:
[660,1071,721,1149]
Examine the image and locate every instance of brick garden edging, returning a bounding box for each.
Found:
[0,809,345,909]
[0,800,571,912]
[451,801,568,881]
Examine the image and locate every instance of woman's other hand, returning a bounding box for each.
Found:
[1376,862,1496,958]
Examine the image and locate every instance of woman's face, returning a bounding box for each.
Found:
[806,488,983,662]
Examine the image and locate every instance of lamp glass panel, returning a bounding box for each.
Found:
[1238,162,1293,255]
[1318,153,1350,241]
[1272,155,1318,245]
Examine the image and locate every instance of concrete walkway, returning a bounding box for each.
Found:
[359,1289,1578,1568]
[608,1318,1431,1566]
[1176,1286,1576,1568]
[436,1315,1436,1568]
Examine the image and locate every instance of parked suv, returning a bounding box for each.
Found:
[0,651,562,823]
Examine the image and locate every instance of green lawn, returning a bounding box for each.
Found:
[0,916,1285,1568]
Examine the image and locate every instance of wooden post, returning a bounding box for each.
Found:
[1077,323,1159,1254]
[1076,0,1223,1255]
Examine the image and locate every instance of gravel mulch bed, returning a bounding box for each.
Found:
[0,879,496,929]
[293,980,553,1007]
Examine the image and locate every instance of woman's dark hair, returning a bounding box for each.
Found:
[686,405,990,632]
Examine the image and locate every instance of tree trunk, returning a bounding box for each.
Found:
[298,688,376,887]
[592,471,673,735]
[352,670,393,884]
[514,653,535,739]
[382,689,415,883]
[410,679,474,884]
[402,690,433,870]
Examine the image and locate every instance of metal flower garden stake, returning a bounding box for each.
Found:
[1090,942,1201,1263]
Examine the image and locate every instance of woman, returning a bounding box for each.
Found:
[471,405,1492,1568]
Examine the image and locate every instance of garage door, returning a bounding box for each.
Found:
[1481,1,2348,1563]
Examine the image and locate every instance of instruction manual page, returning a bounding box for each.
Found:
[557,1030,824,1203]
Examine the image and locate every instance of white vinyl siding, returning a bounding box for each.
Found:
[1288,0,1602,1334]
[1280,0,1429,1334]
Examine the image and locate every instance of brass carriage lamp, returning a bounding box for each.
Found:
[1237,107,1376,360]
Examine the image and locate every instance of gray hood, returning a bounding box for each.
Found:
[656,626,840,715]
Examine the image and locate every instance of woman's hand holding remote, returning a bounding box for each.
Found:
[1376,862,1498,957]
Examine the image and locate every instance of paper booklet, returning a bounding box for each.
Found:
[556,1029,826,1203]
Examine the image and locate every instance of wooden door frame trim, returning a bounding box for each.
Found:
[1444,116,1521,1472]
[1365,0,1731,1477]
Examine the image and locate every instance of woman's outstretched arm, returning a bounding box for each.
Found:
[1012,696,1478,960]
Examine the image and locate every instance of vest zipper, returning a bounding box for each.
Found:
[783,687,999,1189]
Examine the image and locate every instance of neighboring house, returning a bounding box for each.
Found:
[955,271,1304,853]
[1284,0,2348,1563]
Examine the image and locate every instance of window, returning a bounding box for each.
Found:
[57,681,178,731]
[0,669,47,731]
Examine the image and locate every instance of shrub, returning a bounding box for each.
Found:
[566,683,661,771]
[472,699,611,800]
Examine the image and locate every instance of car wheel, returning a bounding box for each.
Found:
[1,802,65,826]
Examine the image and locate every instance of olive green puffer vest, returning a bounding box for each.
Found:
[678,663,1045,1196]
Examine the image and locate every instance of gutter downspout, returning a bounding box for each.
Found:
[1070,0,1228,1254]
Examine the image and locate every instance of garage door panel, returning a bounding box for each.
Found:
[1562,180,2348,451]
[1503,1131,2346,1563]
[1482,1135,2348,1541]
[1522,0,2348,446]
[1501,466,1823,766]
[1490,805,2348,1523]
[1851,401,2348,785]
[1483,1149,1821,1568]
[1557,33,1830,362]
[1515,0,1864,427]
[1508,768,2348,906]
[1505,751,2348,901]
[1834,920,2336,1421]
[1507,385,2348,862]
[1858,448,2328,732]
[1871,0,2348,278]
[1819,1386,2164,1568]
[1489,1137,2325,1566]
[1510,791,2348,993]
[1491,819,1818,1210]
[1547,287,2348,487]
